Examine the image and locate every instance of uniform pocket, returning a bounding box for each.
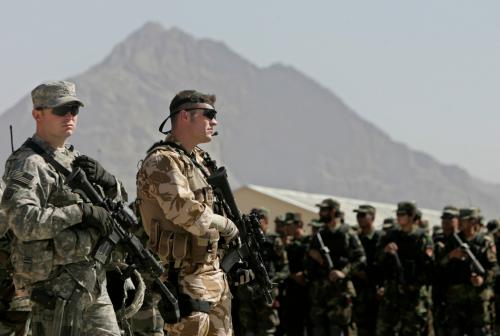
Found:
[12,240,54,283]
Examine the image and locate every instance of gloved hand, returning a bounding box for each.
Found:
[73,155,116,190]
[229,266,255,286]
[80,203,114,236]
[210,214,239,243]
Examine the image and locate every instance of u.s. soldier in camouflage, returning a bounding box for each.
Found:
[308,198,366,336]
[375,201,433,336]
[0,81,127,336]
[136,90,239,336]
[439,207,498,335]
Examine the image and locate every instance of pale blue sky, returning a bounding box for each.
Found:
[1,1,500,182]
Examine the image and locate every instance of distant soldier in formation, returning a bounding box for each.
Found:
[487,219,500,335]
[351,205,382,336]
[439,208,497,335]
[432,205,460,335]
[237,208,285,336]
[280,214,308,336]
[376,201,433,336]
[308,198,366,336]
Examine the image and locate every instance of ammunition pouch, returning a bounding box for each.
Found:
[150,218,219,266]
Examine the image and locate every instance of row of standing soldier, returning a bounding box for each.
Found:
[244,200,499,336]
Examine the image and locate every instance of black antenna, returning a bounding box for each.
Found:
[9,125,14,153]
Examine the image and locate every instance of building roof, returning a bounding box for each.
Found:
[241,184,442,229]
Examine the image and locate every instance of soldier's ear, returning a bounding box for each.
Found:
[32,109,42,121]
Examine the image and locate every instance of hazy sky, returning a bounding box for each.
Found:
[1,1,500,183]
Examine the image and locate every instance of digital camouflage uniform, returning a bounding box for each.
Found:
[136,134,232,336]
[1,134,126,336]
[375,224,433,336]
[237,232,285,336]
[439,208,498,335]
[308,221,366,336]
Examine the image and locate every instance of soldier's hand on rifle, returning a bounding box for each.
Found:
[448,247,466,260]
[329,269,346,282]
[79,203,113,236]
[384,242,398,255]
[211,214,239,243]
[230,267,255,286]
[73,155,116,190]
[471,273,484,287]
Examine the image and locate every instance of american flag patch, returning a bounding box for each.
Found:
[9,171,34,188]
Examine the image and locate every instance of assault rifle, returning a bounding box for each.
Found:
[65,167,180,323]
[452,233,486,276]
[25,137,180,323]
[207,167,274,304]
[315,231,334,270]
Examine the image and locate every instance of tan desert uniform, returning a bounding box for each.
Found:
[137,134,232,336]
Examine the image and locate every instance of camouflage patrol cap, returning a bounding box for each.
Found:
[315,198,340,210]
[459,207,481,220]
[487,219,500,233]
[251,207,270,219]
[353,204,376,215]
[308,219,324,228]
[441,205,459,218]
[284,212,302,225]
[396,201,417,216]
[382,217,396,230]
[31,81,84,109]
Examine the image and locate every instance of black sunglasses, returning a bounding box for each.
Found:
[51,104,80,117]
[185,108,217,120]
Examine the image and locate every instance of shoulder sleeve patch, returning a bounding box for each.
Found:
[8,170,35,188]
[2,186,15,202]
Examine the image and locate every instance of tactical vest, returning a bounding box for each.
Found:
[445,232,488,285]
[137,144,218,267]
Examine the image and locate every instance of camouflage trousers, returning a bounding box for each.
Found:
[375,283,431,336]
[130,289,164,336]
[30,269,120,336]
[165,295,232,336]
[309,278,357,336]
[352,282,378,336]
[236,286,279,336]
[442,283,495,336]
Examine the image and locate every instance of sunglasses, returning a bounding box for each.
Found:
[51,104,80,117]
[185,108,217,120]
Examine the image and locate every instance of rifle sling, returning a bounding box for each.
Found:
[25,139,71,178]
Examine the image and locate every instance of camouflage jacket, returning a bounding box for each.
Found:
[0,134,126,290]
[136,134,229,303]
[309,223,366,279]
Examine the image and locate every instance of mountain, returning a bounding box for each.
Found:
[1,22,499,218]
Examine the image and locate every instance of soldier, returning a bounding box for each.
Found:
[0,81,126,335]
[381,217,396,233]
[432,205,460,336]
[375,201,433,336]
[308,198,366,336]
[237,208,285,336]
[280,213,309,336]
[352,204,382,336]
[136,90,240,336]
[440,208,498,335]
[487,219,500,335]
